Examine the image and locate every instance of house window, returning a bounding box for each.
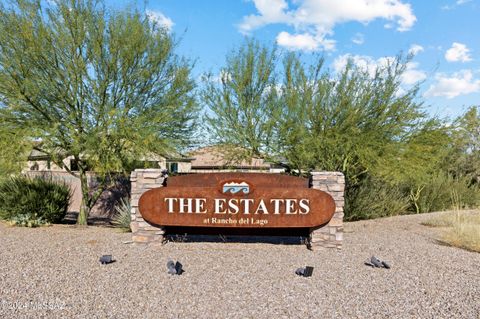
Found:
[167,162,178,173]
[70,159,79,171]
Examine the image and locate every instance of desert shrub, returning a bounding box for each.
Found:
[409,173,479,214]
[112,197,131,232]
[8,213,49,228]
[345,178,410,221]
[0,176,71,223]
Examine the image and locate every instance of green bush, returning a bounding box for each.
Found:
[0,176,71,224]
[112,197,131,232]
[345,178,410,221]
[344,172,479,221]
[409,173,479,214]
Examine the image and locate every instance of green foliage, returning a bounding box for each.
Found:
[202,39,280,161]
[0,124,31,181]
[408,173,479,214]
[443,106,480,184]
[345,178,410,221]
[277,53,430,182]
[112,197,131,232]
[205,42,479,218]
[375,119,451,186]
[0,0,198,224]
[0,176,71,223]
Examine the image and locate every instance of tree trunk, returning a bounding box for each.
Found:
[77,199,89,225]
[77,164,90,225]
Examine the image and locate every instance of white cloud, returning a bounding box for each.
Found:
[146,10,174,31]
[401,62,427,85]
[333,54,426,86]
[441,0,471,10]
[445,42,472,62]
[384,22,394,29]
[408,44,424,55]
[276,32,335,51]
[239,0,290,34]
[239,0,416,51]
[425,70,480,99]
[352,33,364,45]
[333,54,395,77]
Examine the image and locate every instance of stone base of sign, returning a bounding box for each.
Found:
[130,169,166,244]
[130,169,345,249]
[309,172,345,250]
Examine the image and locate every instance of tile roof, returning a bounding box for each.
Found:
[189,146,270,169]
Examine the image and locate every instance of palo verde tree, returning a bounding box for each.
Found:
[0,0,198,224]
[202,39,280,161]
[0,123,31,181]
[277,53,432,181]
[446,106,480,183]
[277,53,456,218]
[203,40,477,218]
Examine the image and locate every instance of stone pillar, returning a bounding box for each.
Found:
[310,172,345,250]
[130,169,165,244]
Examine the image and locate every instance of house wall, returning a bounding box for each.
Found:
[25,171,130,219]
[176,161,192,173]
[26,156,73,172]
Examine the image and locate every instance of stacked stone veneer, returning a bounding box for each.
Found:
[130,169,344,249]
[130,169,166,243]
[310,172,345,250]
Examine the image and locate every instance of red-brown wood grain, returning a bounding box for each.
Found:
[138,174,335,228]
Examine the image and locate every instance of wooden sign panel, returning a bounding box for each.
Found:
[166,173,309,188]
[138,174,335,228]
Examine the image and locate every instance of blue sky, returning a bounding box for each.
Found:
[116,1,479,119]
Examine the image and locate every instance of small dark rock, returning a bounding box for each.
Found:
[99,255,115,265]
[167,260,184,275]
[175,261,184,275]
[365,256,391,269]
[295,266,314,277]
[295,267,305,276]
[167,260,176,274]
[371,256,383,268]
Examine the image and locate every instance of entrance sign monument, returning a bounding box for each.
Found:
[130,171,345,250]
[138,174,335,228]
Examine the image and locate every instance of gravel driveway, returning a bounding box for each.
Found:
[0,211,479,319]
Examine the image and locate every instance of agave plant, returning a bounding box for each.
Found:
[112,197,131,232]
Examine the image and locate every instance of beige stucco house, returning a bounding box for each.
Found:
[26,145,285,174]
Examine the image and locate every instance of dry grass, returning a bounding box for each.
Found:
[423,210,480,253]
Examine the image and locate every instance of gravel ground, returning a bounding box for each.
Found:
[0,211,479,319]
